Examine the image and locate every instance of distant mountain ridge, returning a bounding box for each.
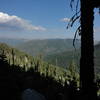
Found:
[16,39,81,56]
[0,37,29,46]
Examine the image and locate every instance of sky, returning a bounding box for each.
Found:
[0,0,99,40]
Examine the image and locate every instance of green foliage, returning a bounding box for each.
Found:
[68,60,77,78]
[0,43,35,69]
[0,43,79,86]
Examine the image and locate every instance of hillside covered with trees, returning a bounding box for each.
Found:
[44,43,100,77]
[0,43,79,85]
[0,42,80,100]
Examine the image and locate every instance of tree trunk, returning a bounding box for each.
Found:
[80,0,97,99]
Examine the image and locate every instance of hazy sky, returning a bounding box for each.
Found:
[0,0,99,40]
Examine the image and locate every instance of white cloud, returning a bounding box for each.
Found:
[60,18,70,22]
[0,12,46,31]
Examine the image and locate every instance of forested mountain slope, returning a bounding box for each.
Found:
[45,43,100,76]
[44,49,80,69]
[0,43,79,85]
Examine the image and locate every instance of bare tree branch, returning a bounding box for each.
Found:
[76,0,80,15]
[68,0,81,50]
[73,26,81,49]
[67,11,80,29]
[71,16,80,27]
[70,0,75,10]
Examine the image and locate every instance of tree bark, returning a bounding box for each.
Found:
[80,0,97,99]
